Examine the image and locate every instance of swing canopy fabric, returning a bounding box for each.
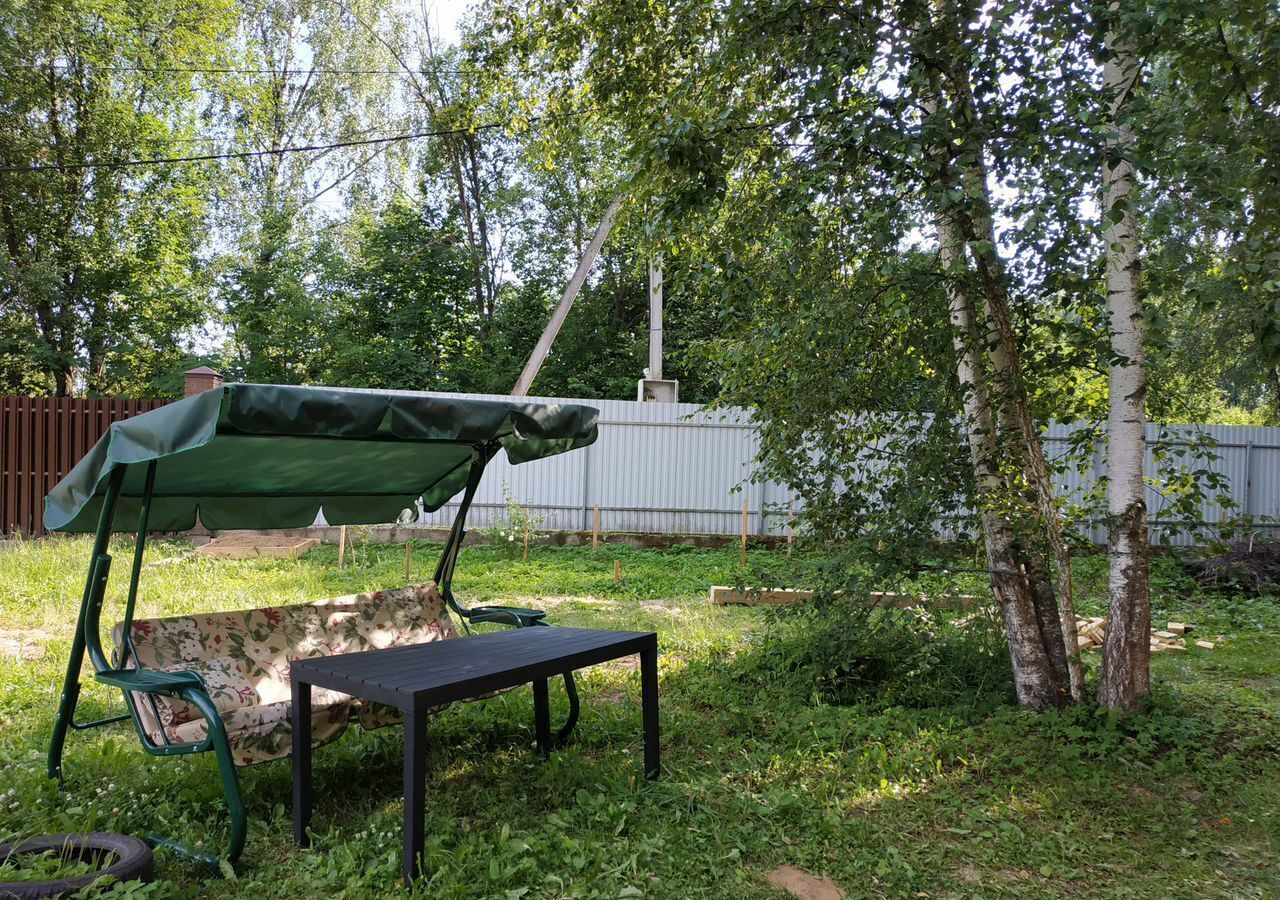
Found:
[44,383,599,533]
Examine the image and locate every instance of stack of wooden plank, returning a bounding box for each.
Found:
[1073,617,1218,652]
[1076,616,1107,649]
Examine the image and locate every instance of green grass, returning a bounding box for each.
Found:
[0,847,104,883]
[0,538,1277,898]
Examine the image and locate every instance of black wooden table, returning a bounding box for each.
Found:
[290,626,659,882]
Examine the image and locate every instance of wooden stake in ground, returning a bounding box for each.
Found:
[741,498,748,566]
[523,508,530,561]
[338,525,347,569]
[614,559,621,586]
[592,505,600,552]
[405,541,412,583]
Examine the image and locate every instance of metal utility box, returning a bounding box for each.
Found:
[637,379,679,403]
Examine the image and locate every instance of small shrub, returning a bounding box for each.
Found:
[481,483,544,557]
[748,599,1014,709]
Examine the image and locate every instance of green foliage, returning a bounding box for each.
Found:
[1134,1,1280,422]
[316,198,477,389]
[748,602,1014,710]
[212,0,406,385]
[0,0,235,396]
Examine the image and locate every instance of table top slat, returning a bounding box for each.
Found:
[291,627,656,709]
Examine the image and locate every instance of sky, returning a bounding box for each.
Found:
[424,0,471,44]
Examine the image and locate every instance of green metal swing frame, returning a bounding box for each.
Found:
[44,385,596,868]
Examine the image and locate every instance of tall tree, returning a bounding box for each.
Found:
[314,196,476,388]
[916,4,1084,705]
[483,0,1110,707]
[0,0,234,395]
[214,0,402,382]
[1098,6,1151,712]
[1138,1,1280,424]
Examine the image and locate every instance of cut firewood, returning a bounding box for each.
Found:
[1074,616,1210,652]
[1195,640,1216,650]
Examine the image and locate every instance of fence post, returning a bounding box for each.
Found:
[1244,440,1254,520]
[756,478,767,536]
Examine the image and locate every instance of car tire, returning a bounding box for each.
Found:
[0,832,153,898]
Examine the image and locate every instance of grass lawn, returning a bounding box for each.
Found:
[0,537,1277,898]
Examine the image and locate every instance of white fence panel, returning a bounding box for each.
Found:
[338,387,1280,544]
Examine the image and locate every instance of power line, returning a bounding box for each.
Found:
[159,121,402,148]
[0,123,498,174]
[0,111,589,174]
[0,61,485,77]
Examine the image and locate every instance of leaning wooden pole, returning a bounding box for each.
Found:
[513,197,623,396]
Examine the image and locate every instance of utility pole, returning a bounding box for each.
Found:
[648,255,663,380]
[638,253,678,402]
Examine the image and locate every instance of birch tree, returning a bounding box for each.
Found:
[481,0,1104,707]
[1098,8,1151,711]
[214,0,402,382]
[916,9,1085,706]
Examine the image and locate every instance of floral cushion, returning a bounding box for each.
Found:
[111,582,460,766]
[144,698,353,768]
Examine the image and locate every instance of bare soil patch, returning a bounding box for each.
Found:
[0,628,52,660]
[764,865,846,900]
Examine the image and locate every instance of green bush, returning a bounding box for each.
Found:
[747,600,1014,709]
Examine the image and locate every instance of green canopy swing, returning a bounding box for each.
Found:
[45,383,598,865]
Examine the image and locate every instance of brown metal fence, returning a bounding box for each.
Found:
[1,396,170,538]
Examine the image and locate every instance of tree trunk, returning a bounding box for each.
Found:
[939,210,1070,710]
[918,30,1075,708]
[1098,19,1151,712]
[956,161,1085,702]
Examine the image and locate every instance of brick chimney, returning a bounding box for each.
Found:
[183,366,224,398]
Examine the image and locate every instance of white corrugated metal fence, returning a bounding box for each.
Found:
[346,388,1278,545]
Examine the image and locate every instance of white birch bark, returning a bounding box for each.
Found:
[921,56,1072,709]
[958,164,1084,702]
[939,213,1066,709]
[1099,19,1151,711]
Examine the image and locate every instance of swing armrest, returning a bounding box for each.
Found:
[462,605,548,628]
[95,668,207,698]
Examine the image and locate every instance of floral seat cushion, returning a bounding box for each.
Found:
[112,582,459,765]
[145,697,353,768]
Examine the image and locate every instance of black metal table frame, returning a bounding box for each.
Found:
[289,629,659,882]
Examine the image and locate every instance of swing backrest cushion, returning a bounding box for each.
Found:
[111,582,456,764]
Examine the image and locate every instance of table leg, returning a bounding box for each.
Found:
[402,707,427,883]
[640,645,660,780]
[533,678,551,758]
[291,679,312,847]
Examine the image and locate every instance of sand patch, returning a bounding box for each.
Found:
[765,865,846,900]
